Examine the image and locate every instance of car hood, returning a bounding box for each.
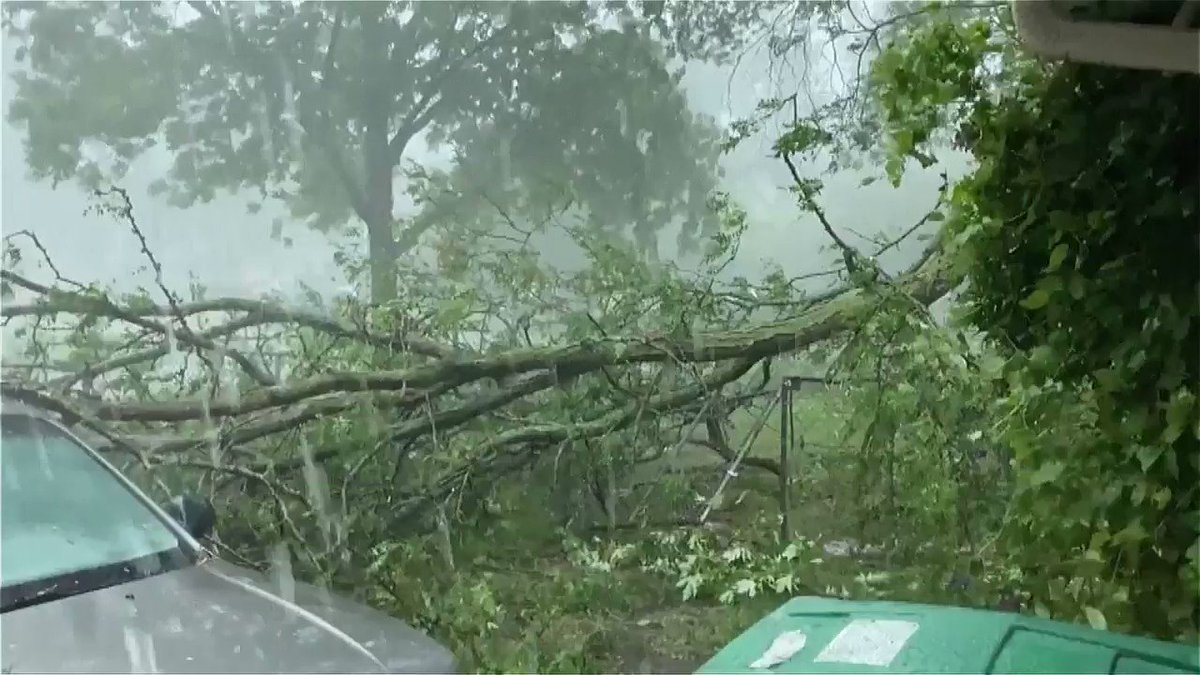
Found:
[1,557,456,673]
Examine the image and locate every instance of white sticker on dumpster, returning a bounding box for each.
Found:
[813,619,919,666]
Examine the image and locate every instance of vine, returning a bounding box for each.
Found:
[873,2,1199,641]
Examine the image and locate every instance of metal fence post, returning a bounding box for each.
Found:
[779,375,827,543]
[779,377,793,543]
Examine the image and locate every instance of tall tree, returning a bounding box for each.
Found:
[3,1,740,301]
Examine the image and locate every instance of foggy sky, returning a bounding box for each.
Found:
[1,10,968,360]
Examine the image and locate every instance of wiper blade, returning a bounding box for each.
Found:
[0,582,73,613]
[1,548,192,614]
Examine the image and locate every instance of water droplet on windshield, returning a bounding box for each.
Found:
[269,541,295,604]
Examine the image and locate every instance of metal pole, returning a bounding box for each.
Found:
[779,375,824,543]
[779,379,792,543]
[700,392,780,525]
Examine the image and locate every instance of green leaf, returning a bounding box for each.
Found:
[1029,461,1065,487]
[1165,449,1180,480]
[1029,345,1057,370]
[1152,487,1172,509]
[1083,606,1107,631]
[1163,388,1195,444]
[979,352,1006,379]
[1020,288,1051,310]
[1113,521,1148,545]
[1046,243,1069,272]
[1131,481,1147,506]
[1136,445,1164,471]
[1068,273,1086,300]
[733,578,757,597]
[773,574,796,594]
[885,156,904,186]
[1186,536,1200,563]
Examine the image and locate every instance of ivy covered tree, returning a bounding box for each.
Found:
[871,1,1199,641]
[1,1,751,301]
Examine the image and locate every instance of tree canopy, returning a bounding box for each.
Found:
[2,1,752,301]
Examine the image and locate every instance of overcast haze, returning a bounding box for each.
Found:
[1,12,968,360]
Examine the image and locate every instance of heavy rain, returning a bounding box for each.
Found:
[1,1,1197,673]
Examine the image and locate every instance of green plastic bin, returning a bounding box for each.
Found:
[697,596,1199,674]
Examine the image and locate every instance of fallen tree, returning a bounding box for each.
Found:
[1,175,953,560]
[2,246,947,423]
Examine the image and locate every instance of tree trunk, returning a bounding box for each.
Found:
[361,5,398,304]
[365,210,397,304]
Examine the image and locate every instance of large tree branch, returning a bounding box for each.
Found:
[303,116,372,225]
[388,354,763,526]
[103,367,572,459]
[1,245,950,423]
[2,288,456,360]
[319,5,345,87]
[132,390,425,456]
[386,20,516,162]
[1,236,954,548]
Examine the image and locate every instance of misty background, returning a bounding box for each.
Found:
[1,12,969,361]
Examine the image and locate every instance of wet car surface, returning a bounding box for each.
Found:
[2,557,456,674]
[0,401,457,674]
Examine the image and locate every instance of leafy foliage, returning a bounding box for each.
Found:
[872,1,1199,641]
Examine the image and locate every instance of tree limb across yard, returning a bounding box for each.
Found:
[0,179,952,546]
[2,242,948,420]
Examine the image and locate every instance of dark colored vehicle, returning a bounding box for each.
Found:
[0,400,457,674]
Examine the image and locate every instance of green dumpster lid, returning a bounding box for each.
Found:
[697,596,1200,674]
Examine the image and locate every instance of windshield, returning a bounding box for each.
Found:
[0,414,191,610]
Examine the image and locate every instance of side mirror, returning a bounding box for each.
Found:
[162,494,216,540]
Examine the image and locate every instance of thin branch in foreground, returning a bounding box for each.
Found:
[2,229,89,292]
[94,186,271,389]
[2,277,456,361]
[0,269,276,387]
